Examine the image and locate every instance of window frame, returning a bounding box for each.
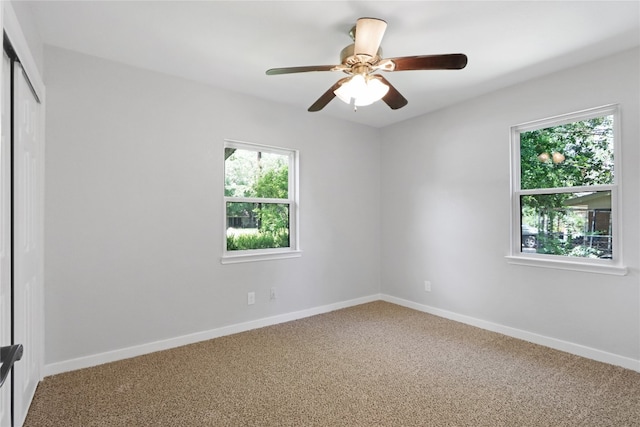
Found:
[506,104,627,276]
[221,139,301,264]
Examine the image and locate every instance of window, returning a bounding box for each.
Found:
[507,105,626,275]
[222,140,300,263]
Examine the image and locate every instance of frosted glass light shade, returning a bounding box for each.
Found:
[334,75,389,107]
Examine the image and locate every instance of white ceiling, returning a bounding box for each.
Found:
[25,1,640,128]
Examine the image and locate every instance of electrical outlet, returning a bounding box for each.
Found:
[247,292,255,305]
[270,287,277,300]
[424,281,431,292]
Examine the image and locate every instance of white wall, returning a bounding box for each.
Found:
[43,46,382,367]
[380,48,640,363]
[42,42,640,371]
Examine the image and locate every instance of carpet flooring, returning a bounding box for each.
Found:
[24,301,640,426]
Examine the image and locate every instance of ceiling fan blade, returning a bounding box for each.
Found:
[387,54,468,71]
[372,75,408,110]
[266,65,337,75]
[354,17,387,58]
[308,78,350,112]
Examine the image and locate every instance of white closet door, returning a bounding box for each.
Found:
[0,50,12,427]
[12,61,41,427]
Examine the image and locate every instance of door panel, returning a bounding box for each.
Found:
[0,50,12,427]
[12,62,41,427]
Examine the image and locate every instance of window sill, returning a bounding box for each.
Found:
[221,250,302,264]
[505,255,627,276]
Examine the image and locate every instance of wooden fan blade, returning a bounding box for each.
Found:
[308,78,350,112]
[387,54,468,71]
[354,18,387,58]
[266,65,337,75]
[372,75,408,110]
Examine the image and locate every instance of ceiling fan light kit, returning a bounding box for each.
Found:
[334,74,390,107]
[266,17,468,112]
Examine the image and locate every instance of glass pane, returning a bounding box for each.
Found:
[520,191,612,259]
[520,115,614,190]
[225,148,289,199]
[226,202,290,250]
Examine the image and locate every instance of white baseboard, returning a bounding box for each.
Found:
[381,294,640,373]
[43,294,381,377]
[44,293,639,376]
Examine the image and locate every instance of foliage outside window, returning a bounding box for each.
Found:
[223,140,299,262]
[509,105,624,273]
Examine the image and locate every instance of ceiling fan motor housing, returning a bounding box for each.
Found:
[340,43,383,68]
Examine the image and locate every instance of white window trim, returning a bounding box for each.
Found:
[221,139,301,264]
[506,104,627,276]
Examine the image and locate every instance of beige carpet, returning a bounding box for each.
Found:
[24,301,640,426]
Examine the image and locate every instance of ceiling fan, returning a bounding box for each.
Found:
[266,17,468,112]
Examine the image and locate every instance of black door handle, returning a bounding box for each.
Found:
[0,344,23,388]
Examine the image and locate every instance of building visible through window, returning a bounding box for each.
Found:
[512,105,619,262]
